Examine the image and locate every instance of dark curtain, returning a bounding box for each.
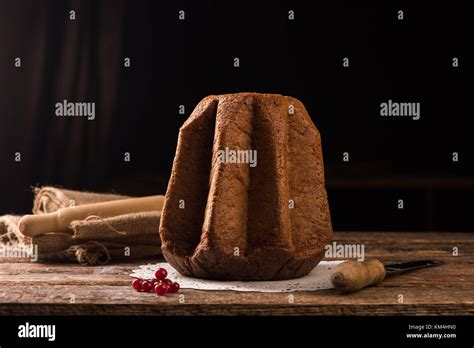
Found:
[0,1,472,230]
[0,0,159,213]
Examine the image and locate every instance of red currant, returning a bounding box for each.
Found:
[141,280,154,293]
[163,283,171,293]
[155,268,168,280]
[155,283,168,296]
[132,279,142,292]
[169,282,180,293]
[163,278,172,285]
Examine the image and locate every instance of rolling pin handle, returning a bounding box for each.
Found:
[19,213,59,237]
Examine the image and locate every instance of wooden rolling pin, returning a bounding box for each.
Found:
[19,195,164,237]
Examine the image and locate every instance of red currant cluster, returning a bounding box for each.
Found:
[132,268,180,296]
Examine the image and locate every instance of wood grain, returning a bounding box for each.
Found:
[0,232,472,315]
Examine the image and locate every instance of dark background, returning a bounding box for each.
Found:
[0,0,472,231]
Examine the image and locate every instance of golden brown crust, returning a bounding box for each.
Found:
[160,93,332,280]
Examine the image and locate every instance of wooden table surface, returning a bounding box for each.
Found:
[0,232,472,316]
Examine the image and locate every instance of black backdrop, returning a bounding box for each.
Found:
[0,0,472,231]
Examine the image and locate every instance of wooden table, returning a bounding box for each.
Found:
[0,232,472,316]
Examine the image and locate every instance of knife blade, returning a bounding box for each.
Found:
[330,259,445,293]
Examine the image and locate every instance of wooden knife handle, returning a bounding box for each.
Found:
[331,259,386,293]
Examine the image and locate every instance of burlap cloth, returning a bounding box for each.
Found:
[1,187,162,265]
[0,215,23,244]
[33,187,127,214]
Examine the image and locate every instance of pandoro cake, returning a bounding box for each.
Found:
[160,93,332,280]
